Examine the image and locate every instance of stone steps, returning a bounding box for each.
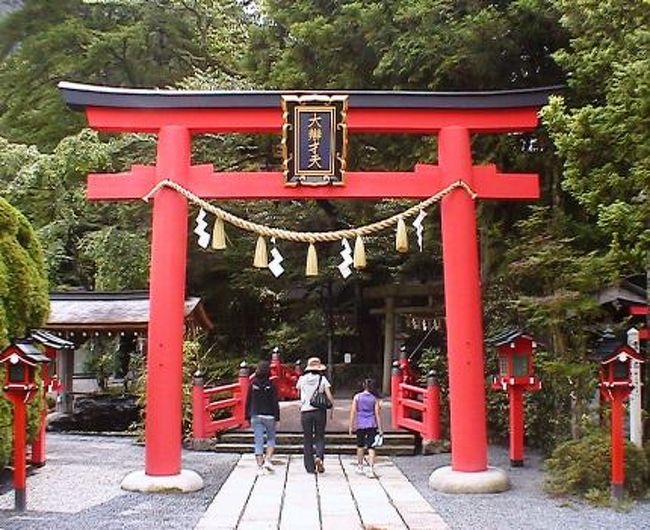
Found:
[210,431,418,456]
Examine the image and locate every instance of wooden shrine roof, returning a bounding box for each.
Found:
[44,291,213,332]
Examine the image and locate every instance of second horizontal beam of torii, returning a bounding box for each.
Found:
[88,164,538,201]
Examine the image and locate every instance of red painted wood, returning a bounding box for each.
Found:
[87,164,538,201]
[401,397,426,412]
[424,381,441,441]
[629,305,648,316]
[471,166,539,199]
[13,399,26,489]
[206,398,239,412]
[85,107,282,133]
[508,385,525,463]
[87,165,155,200]
[31,361,49,466]
[144,126,190,476]
[610,389,625,488]
[391,369,402,430]
[84,106,540,134]
[191,378,207,440]
[188,169,442,200]
[236,372,250,429]
[439,126,488,472]
[348,107,540,133]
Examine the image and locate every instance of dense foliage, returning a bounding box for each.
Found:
[0,0,647,477]
[546,430,649,502]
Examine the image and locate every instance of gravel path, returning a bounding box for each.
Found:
[393,446,650,530]
[1,434,649,529]
[0,434,238,530]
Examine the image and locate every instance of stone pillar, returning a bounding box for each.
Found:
[382,296,395,395]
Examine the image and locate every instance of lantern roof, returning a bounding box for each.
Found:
[30,329,75,349]
[589,330,645,364]
[485,328,534,347]
[0,340,51,366]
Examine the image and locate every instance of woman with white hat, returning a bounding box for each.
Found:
[296,356,333,474]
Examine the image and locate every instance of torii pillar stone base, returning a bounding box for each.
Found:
[429,466,510,494]
[121,470,204,493]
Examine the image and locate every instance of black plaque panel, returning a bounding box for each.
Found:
[282,95,348,186]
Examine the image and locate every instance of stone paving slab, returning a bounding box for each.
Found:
[195,454,449,530]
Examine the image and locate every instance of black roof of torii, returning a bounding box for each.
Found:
[59,82,564,110]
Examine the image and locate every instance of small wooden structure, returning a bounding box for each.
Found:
[41,291,213,396]
[365,282,444,394]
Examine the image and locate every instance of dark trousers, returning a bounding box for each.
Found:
[301,409,326,472]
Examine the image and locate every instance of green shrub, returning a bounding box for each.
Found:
[545,430,649,501]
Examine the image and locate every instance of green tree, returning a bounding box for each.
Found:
[0,0,210,149]
[0,130,154,290]
[542,0,649,277]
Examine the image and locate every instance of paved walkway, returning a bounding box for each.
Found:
[195,454,448,530]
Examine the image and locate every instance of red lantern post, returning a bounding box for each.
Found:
[488,330,541,466]
[591,331,645,500]
[1,341,50,512]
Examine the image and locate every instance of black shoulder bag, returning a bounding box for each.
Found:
[309,374,332,410]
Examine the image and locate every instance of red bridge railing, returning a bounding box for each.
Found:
[270,352,301,400]
[192,363,251,441]
[192,355,302,441]
[391,361,441,441]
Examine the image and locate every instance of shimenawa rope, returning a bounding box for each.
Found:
[142,179,477,243]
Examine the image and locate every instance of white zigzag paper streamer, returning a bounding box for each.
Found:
[268,237,285,277]
[338,238,353,278]
[412,210,427,252]
[193,208,210,248]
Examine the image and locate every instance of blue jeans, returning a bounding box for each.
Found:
[251,415,277,455]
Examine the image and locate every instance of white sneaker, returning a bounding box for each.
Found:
[365,466,377,479]
[257,466,268,476]
[356,464,364,475]
[263,460,274,472]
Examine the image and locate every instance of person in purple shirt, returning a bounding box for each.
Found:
[348,378,383,478]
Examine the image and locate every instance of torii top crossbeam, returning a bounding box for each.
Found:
[60,82,559,201]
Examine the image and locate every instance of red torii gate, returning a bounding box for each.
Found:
[59,82,558,493]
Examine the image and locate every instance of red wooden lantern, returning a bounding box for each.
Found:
[598,347,643,390]
[1,340,50,396]
[0,340,50,512]
[590,330,645,500]
[488,329,541,467]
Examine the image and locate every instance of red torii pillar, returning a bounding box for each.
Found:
[59,82,555,493]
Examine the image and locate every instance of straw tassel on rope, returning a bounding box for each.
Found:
[353,235,366,269]
[211,217,227,250]
[396,216,408,253]
[305,242,319,276]
[253,236,268,268]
